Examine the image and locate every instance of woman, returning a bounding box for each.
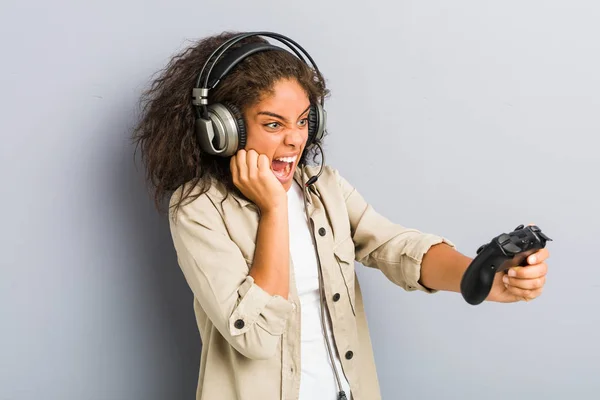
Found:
[132,31,550,400]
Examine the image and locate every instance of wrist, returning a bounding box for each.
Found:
[260,204,287,218]
[420,243,472,293]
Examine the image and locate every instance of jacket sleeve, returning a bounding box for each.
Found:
[333,168,456,293]
[168,190,294,360]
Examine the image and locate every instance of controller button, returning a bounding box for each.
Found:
[502,242,522,254]
[498,234,510,245]
[539,232,552,241]
[514,224,525,231]
[476,244,486,254]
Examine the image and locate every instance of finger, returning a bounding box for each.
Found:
[527,248,549,264]
[246,150,259,179]
[524,223,550,264]
[503,274,546,290]
[230,155,238,183]
[257,154,271,174]
[505,285,543,302]
[508,262,547,279]
[236,150,248,182]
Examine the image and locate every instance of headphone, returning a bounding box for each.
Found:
[191,31,327,165]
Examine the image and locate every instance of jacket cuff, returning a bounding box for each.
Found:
[403,234,456,293]
[228,276,294,337]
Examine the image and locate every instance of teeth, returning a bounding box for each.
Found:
[275,155,297,163]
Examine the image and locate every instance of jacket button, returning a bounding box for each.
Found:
[333,293,340,302]
[318,227,326,236]
[234,319,245,329]
[345,351,354,360]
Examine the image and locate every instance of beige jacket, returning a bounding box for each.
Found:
[168,164,455,400]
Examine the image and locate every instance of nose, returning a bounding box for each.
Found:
[283,125,306,148]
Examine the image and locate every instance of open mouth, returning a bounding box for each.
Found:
[271,154,298,181]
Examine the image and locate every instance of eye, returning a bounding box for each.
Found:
[298,118,308,127]
[264,122,281,129]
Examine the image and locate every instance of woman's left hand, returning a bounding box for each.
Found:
[487,247,550,303]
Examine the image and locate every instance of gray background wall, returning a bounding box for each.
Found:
[1,0,598,399]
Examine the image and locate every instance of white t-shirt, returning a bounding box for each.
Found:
[287,180,352,400]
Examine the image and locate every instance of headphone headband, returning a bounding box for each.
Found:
[205,43,284,88]
[192,31,324,108]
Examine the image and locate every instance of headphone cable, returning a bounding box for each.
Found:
[301,169,348,400]
[305,143,325,187]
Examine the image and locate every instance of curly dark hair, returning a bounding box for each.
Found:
[131,31,330,216]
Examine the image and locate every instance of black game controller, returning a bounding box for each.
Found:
[460,224,552,305]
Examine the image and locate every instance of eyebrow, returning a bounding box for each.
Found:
[256,105,311,122]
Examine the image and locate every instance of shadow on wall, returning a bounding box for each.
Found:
[115,125,202,397]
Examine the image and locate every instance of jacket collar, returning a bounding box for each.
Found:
[231,190,252,208]
[293,166,305,187]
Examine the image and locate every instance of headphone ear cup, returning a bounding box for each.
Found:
[307,104,318,147]
[195,103,246,157]
[223,102,247,151]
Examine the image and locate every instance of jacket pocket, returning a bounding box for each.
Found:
[333,236,356,315]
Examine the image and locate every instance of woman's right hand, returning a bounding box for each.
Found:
[230,149,287,213]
